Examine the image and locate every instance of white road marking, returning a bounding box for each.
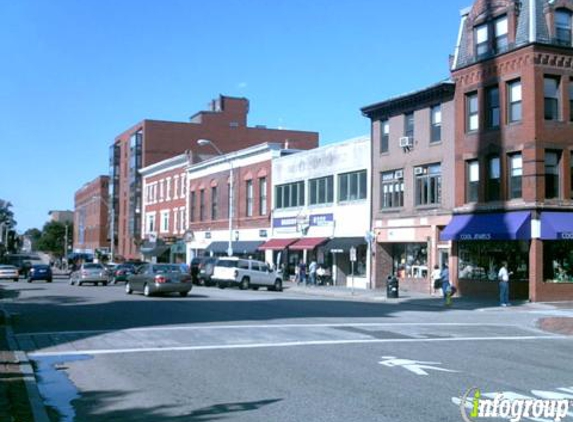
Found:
[28,335,568,358]
[378,356,459,376]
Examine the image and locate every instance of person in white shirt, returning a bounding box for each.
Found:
[431,265,442,296]
[498,261,512,307]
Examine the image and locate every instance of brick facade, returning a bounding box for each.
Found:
[73,176,110,254]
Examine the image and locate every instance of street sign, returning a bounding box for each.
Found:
[349,246,357,262]
[378,356,459,376]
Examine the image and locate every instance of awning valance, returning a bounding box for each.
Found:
[440,212,531,241]
[206,241,263,255]
[541,212,573,240]
[289,237,328,251]
[258,238,299,250]
[323,237,365,252]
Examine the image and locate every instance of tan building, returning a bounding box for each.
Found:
[48,210,74,224]
[73,176,110,255]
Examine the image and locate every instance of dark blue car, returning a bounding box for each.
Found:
[28,264,53,283]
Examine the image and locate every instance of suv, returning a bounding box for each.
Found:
[212,258,283,291]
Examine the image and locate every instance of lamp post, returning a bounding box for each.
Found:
[197,139,234,257]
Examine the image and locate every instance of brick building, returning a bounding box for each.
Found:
[73,176,110,255]
[362,82,456,292]
[110,95,318,260]
[442,0,573,301]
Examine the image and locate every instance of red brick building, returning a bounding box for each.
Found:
[110,95,318,260]
[443,0,573,301]
[73,176,110,255]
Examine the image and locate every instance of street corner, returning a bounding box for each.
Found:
[538,317,573,336]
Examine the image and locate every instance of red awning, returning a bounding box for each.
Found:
[289,237,328,251]
[258,238,299,251]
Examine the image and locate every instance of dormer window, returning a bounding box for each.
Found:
[474,15,508,58]
[556,9,572,46]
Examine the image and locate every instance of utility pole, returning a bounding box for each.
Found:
[64,223,68,260]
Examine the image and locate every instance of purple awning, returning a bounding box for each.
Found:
[440,212,531,241]
[541,212,573,240]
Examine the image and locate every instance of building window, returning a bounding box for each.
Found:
[545,150,561,199]
[160,211,169,233]
[166,178,171,201]
[467,160,480,203]
[211,186,218,220]
[199,189,205,222]
[309,176,334,205]
[180,174,186,198]
[258,177,267,216]
[173,176,179,200]
[173,209,178,234]
[509,153,523,199]
[485,86,500,128]
[380,120,389,153]
[544,76,560,120]
[487,156,501,202]
[415,163,441,206]
[404,112,414,138]
[475,15,508,57]
[380,171,404,209]
[246,180,253,217]
[475,22,489,57]
[392,243,428,279]
[556,9,573,46]
[466,92,479,132]
[507,80,522,123]
[338,170,367,202]
[430,105,441,143]
[190,191,196,222]
[159,180,165,202]
[275,181,305,209]
[569,79,573,121]
[146,213,155,234]
[493,15,509,53]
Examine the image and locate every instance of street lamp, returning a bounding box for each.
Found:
[197,139,234,257]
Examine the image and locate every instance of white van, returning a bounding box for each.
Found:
[211,258,283,291]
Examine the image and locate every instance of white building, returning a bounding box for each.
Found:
[262,136,372,288]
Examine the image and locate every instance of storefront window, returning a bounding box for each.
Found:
[544,241,573,283]
[458,241,529,281]
[392,243,428,279]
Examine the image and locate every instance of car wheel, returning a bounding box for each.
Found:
[27,279,32,283]
[13,278,19,282]
[103,281,108,286]
[251,286,259,291]
[218,283,225,289]
[78,281,83,286]
[143,284,151,297]
[70,279,75,285]
[273,279,283,292]
[47,279,52,283]
[239,277,250,290]
[125,283,133,295]
[179,291,189,297]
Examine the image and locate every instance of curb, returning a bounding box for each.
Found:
[1,307,51,422]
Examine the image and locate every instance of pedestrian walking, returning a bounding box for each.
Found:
[309,260,317,286]
[431,264,442,296]
[440,264,452,306]
[298,260,307,286]
[498,261,512,307]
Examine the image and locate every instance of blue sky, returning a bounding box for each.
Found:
[0,0,470,232]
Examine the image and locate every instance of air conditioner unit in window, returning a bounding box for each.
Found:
[394,170,404,179]
[414,167,425,175]
[399,136,413,148]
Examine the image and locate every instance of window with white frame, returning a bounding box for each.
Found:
[179,208,185,232]
[259,177,267,216]
[146,213,156,234]
[466,92,479,132]
[173,209,178,234]
[275,181,305,209]
[159,179,165,202]
[246,180,253,217]
[415,163,442,206]
[309,175,334,205]
[508,79,522,123]
[174,176,179,199]
[180,174,186,198]
[430,105,441,143]
[166,178,172,201]
[380,170,404,209]
[160,210,169,233]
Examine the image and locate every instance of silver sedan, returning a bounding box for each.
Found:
[0,265,19,282]
[70,263,110,286]
[125,264,192,297]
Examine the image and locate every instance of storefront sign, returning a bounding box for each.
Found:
[310,213,334,226]
[559,232,573,240]
[273,217,298,228]
[459,233,492,240]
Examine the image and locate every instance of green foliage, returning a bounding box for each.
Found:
[36,221,73,258]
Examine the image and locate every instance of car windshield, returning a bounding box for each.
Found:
[153,265,181,274]
[84,264,104,270]
[33,265,49,269]
[217,260,238,268]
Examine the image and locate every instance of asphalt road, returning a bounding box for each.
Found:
[2,277,573,422]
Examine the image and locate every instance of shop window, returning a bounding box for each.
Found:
[485,86,500,129]
[507,79,522,123]
[486,156,501,201]
[309,176,334,205]
[508,153,522,199]
[458,241,529,281]
[545,150,561,199]
[380,120,389,153]
[338,170,367,202]
[556,9,573,46]
[415,163,441,206]
[392,243,428,279]
[430,105,441,143]
[380,170,404,209]
[544,76,560,121]
[544,241,573,283]
[466,92,479,132]
[466,160,480,203]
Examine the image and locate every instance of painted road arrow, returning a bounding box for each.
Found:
[378,356,459,376]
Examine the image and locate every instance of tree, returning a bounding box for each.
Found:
[36,221,73,258]
[0,200,17,256]
[24,228,42,251]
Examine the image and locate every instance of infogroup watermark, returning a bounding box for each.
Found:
[460,387,571,422]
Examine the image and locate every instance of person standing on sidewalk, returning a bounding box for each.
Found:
[431,264,442,296]
[440,264,452,306]
[298,260,307,286]
[498,261,512,307]
[309,260,317,286]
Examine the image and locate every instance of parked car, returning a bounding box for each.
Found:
[197,257,217,286]
[70,263,110,286]
[0,265,19,282]
[211,258,283,291]
[111,264,137,284]
[125,263,192,297]
[27,264,53,283]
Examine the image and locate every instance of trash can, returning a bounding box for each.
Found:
[386,275,399,298]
